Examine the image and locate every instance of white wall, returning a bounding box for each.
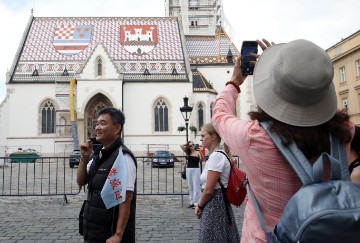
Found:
[123,81,194,155]
[198,65,254,120]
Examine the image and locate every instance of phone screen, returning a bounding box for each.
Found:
[241,41,258,75]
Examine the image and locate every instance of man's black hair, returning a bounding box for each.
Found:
[98,107,125,126]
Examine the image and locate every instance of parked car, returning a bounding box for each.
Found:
[152,150,174,168]
[69,149,81,168]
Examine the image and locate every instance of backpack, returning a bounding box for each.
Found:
[216,151,247,207]
[248,121,360,243]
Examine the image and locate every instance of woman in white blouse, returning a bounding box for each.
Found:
[194,123,240,243]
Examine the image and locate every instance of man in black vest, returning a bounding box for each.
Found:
[77,107,137,243]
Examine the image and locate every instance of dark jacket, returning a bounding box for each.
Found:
[83,139,137,243]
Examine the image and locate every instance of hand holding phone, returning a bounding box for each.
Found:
[240,41,258,75]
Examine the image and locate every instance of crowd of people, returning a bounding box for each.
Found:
[77,38,360,243]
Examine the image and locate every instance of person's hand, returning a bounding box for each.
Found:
[79,139,93,163]
[230,53,247,87]
[106,233,122,243]
[194,206,202,219]
[250,39,275,65]
[256,38,275,52]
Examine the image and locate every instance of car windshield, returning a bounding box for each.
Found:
[154,151,171,157]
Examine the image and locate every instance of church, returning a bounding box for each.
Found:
[0,1,255,156]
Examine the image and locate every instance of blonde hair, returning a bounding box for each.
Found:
[202,123,232,160]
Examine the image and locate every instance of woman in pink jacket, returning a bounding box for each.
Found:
[212,39,354,242]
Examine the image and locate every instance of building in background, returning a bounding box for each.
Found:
[165,0,222,36]
[0,8,251,157]
[327,30,360,125]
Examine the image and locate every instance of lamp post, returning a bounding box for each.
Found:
[180,96,193,145]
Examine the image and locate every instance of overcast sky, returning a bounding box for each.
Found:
[0,0,359,102]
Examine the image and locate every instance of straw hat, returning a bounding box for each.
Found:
[253,39,336,127]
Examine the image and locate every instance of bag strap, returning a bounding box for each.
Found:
[260,121,350,185]
[247,181,273,241]
[215,150,232,226]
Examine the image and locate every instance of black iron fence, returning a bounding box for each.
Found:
[0,157,80,204]
[0,155,241,206]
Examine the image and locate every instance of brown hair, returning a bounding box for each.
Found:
[184,141,193,155]
[248,109,351,159]
[202,123,233,160]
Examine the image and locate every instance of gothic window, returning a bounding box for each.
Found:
[97,58,102,76]
[154,99,169,132]
[41,100,56,134]
[198,103,204,130]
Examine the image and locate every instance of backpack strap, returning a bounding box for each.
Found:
[329,133,350,180]
[215,150,232,226]
[260,121,350,185]
[247,181,273,241]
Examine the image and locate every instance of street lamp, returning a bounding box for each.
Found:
[180,96,193,145]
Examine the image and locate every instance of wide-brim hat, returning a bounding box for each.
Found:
[253,39,336,127]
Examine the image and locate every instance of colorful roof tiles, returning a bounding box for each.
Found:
[12,17,186,81]
[185,33,239,65]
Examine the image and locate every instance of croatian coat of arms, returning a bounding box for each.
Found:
[119,25,158,55]
[53,24,92,56]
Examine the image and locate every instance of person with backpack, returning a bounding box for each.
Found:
[212,39,357,242]
[194,123,240,243]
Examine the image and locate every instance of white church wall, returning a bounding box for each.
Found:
[77,80,123,115]
[7,83,54,137]
[80,43,120,81]
[3,83,61,155]
[122,81,194,155]
[198,65,254,120]
[0,90,10,157]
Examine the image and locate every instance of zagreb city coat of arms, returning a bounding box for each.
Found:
[119,25,158,55]
[53,24,92,56]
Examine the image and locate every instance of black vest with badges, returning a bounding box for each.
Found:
[83,138,137,243]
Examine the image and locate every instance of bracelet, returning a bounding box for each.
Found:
[197,204,204,209]
[349,158,360,174]
[225,81,240,93]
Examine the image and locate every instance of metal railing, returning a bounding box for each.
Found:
[0,157,81,204]
[0,155,242,206]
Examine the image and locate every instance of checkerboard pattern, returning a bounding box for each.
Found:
[54,24,75,40]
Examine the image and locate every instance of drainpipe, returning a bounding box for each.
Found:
[69,79,79,150]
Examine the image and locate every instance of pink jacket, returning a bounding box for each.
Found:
[212,85,353,243]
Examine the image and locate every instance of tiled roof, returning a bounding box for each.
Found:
[12,17,186,81]
[185,29,239,65]
[192,69,217,94]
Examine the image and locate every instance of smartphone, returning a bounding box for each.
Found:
[240,41,258,75]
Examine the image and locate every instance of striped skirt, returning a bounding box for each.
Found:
[199,189,240,243]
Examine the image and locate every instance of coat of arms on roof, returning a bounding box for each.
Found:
[119,25,158,55]
[53,24,92,56]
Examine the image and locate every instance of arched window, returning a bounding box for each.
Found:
[198,103,204,130]
[97,58,102,76]
[41,100,56,134]
[154,99,169,132]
